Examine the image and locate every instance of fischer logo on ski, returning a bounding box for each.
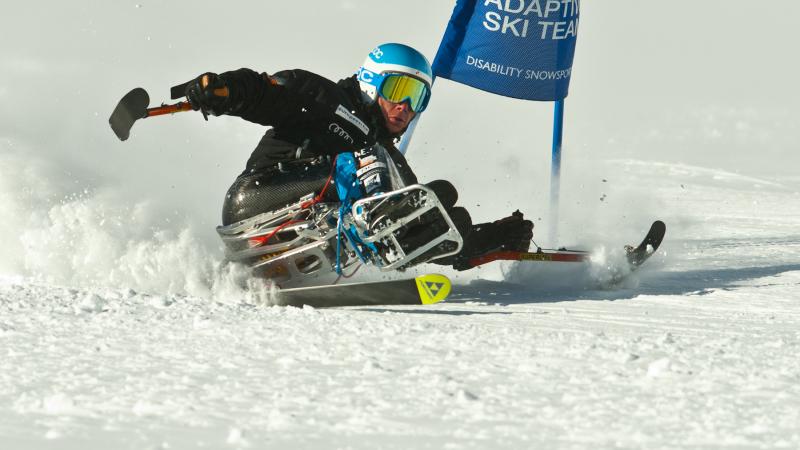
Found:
[415,274,451,305]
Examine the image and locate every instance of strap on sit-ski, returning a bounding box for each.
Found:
[333,152,379,273]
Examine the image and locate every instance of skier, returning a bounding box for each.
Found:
[183,43,533,270]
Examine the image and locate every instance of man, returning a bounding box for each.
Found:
[184,43,532,270]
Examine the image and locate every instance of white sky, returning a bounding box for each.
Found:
[1,0,798,239]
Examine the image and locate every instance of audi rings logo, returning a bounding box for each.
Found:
[329,123,355,145]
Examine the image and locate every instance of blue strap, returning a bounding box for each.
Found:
[334,153,362,204]
[333,153,366,274]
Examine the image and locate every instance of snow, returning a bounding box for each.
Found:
[3,0,800,448]
[2,163,800,448]
[3,274,800,448]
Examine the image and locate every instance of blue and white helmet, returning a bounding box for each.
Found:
[357,43,433,113]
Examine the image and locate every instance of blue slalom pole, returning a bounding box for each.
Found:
[548,99,565,247]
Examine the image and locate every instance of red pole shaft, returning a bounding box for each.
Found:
[146,102,193,117]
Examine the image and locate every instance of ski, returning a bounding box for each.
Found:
[274,274,451,308]
[109,88,150,141]
[625,220,666,267]
[465,220,666,270]
[466,248,591,267]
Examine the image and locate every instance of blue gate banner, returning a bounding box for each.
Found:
[433,0,580,101]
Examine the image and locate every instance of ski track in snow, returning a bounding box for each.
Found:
[1,163,800,449]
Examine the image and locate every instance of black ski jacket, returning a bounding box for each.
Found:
[218,68,417,184]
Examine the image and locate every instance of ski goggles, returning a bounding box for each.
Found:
[377,73,431,113]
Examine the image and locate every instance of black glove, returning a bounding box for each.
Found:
[489,210,534,252]
[184,72,230,119]
[453,210,534,270]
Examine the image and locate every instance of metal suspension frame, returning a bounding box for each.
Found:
[216,184,464,285]
[348,184,463,271]
[216,194,353,286]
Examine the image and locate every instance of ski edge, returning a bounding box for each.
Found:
[273,273,452,308]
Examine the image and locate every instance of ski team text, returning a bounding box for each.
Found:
[482,0,580,40]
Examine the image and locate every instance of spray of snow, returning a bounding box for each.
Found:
[0,145,273,305]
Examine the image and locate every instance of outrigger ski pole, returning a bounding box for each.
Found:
[109,82,195,141]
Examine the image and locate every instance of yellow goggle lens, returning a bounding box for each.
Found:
[379,74,430,112]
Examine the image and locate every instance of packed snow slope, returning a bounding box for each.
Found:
[3,1,800,449]
[2,163,799,449]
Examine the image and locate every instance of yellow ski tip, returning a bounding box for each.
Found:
[415,274,452,305]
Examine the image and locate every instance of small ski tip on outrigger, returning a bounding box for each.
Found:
[109,83,194,141]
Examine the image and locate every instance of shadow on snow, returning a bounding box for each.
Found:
[449,264,800,305]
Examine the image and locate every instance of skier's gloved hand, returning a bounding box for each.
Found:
[185,72,230,120]
[492,210,534,252]
[453,210,534,271]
